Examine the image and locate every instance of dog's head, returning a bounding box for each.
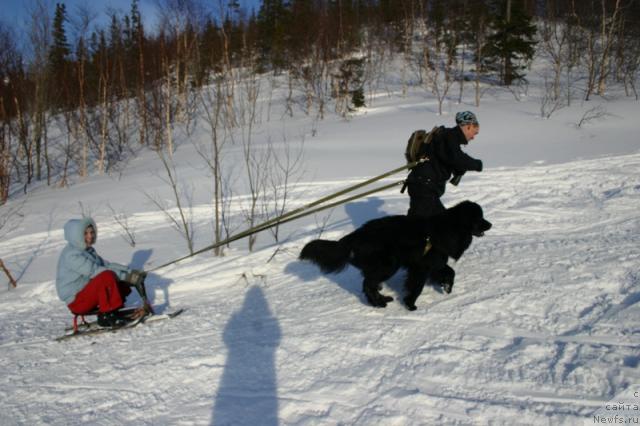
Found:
[429,201,492,261]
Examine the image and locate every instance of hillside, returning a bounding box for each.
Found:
[1,78,640,424]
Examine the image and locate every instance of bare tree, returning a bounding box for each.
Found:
[0,23,21,202]
[292,43,331,120]
[26,0,52,184]
[77,200,95,219]
[473,13,487,107]
[538,18,570,118]
[156,0,202,132]
[0,24,32,193]
[581,21,599,102]
[576,104,610,128]
[539,76,564,119]
[581,0,625,100]
[107,203,137,247]
[219,6,238,129]
[145,151,195,254]
[540,19,568,103]
[235,74,267,251]
[94,29,112,173]
[160,33,175,153]
[400,2,416,97]
[312,209,335,240]
[70,4,97,178]
[613,11,640,100]
[262,134,305,243]
[0,94,11,203]
[56,112,75,188]
[361,28,389,107]
[417,25,456,115]
[332,57,366,118]
[619,40,640,99]
[13,79,33,192]
[563,11,582,107]
[197,77,231,256]
[596,0,624,96]
[135,5,148,146]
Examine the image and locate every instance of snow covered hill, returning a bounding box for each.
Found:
[1,51,640,424]
[1,147,639,424]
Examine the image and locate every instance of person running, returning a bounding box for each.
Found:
[406,111,483,218]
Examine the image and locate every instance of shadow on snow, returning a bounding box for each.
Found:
[212,286,281,426]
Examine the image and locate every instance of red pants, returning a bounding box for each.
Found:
[68,271,131,315]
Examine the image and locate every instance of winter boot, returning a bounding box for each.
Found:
[97,311,130,328]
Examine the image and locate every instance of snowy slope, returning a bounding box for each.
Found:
[1,70,640,424]
[1,151,639,425]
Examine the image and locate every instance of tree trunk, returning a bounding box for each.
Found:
[597,0,622,96]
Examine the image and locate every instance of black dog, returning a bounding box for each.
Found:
[299,201,492,310]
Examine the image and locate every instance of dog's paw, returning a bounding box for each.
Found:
[442,283,453,294]
[365,292,393,308]
[403,297,417,311]
[372,299,388,308]
[374,295,393,308]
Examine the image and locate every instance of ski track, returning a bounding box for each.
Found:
[1,153,640,425]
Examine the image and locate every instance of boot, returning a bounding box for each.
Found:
[97,311,130,328]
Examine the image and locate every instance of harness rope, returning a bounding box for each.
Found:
[150,160,425,272]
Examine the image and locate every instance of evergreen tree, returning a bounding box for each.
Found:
[130,0,143,38]
[109,14,123,57]
[48,3,71,108]
[286,0,317,62]
[49,3,70,71]
[482,0,536,85]
[257,0,291,71]
[129,0,146,88]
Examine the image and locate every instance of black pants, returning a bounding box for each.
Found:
[407,193,445,218]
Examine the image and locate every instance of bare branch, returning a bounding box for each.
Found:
[576,104,611,128]
[144,151,195,254]
[107,203,137,247]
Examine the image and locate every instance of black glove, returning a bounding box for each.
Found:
[450,170,466,186]
[125,269,147,287]
[476,160,483,172]
[449,174,462,186]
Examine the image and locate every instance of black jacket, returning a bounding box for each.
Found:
[407,125,482,197]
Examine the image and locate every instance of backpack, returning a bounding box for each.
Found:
[404,126,441,164]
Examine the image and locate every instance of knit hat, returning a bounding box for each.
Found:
[455,111,478,126]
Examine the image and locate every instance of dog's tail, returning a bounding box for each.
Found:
[299,239,350,273]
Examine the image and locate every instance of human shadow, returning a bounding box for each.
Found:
[129,249,153,270]
[291,198,386,244]
[127,249,173,313]
[344,197,385,228]
[212,286,281,426]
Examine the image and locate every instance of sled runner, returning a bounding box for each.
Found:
[56,307,185,341]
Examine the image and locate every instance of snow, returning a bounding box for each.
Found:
[1,70,640,425]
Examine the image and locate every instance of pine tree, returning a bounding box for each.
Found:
[482,0,536,85]
[48,3,71,109]
[49,3,70,72]
[257,0,291,71]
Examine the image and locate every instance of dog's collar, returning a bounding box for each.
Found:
[424,238,432,255]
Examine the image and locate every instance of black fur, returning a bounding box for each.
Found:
[299,201,492,310]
